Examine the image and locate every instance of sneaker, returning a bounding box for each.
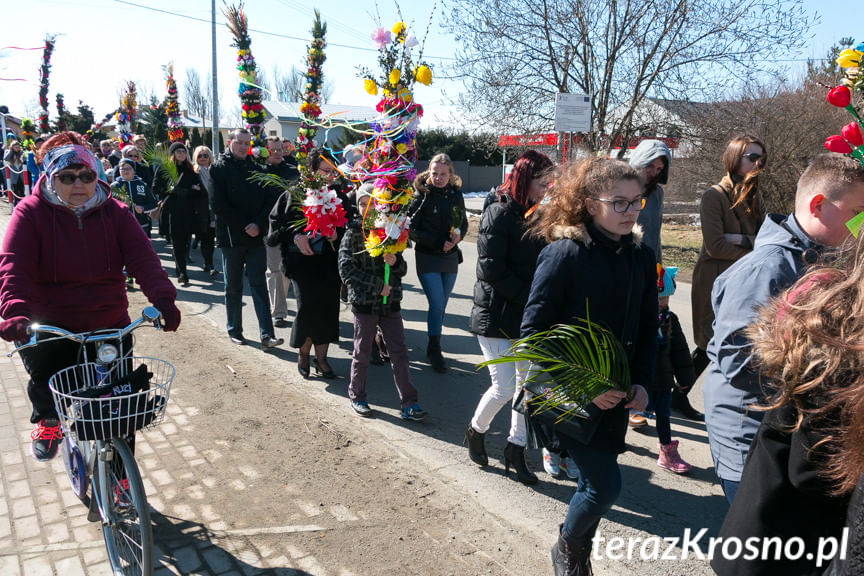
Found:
[400,404,427,421]
[628,410,648,428]
[31,419,63,461]
[658,440,692,474]
[229,335,246,345]
[209,268,219,279]
[542,448,561,477]
[261,335,284,350]
[351,401,373,417]
[558,455,580,480]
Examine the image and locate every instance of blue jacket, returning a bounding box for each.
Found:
[704,213,823,482]
[520,221,658,454]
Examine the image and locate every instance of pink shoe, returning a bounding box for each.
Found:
[658,440,691,474]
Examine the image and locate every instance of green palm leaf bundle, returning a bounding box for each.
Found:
[248,172,306,229]
[479,318,631,423]
[147,147,179,189]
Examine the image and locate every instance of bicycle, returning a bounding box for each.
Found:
[8,306,174,576]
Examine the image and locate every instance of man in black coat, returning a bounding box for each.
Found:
[209,128,283,350]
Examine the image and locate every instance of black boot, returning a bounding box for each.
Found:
[671,388,704,421]
[426,335,447,374]
[463,425,488,466]
[503,442,538,485]
[551,526,593,576]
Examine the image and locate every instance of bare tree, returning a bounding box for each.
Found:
[271,65,304,102]
[184,68,212,130]
[441,0,814,154]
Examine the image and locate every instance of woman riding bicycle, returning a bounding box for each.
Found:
[0,132,180,462]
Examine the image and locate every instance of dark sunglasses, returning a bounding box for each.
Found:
[742,153,763,162]
[198,154,210,159]
[55,171,97,185]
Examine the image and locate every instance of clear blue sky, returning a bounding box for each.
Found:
[0,0,857,131]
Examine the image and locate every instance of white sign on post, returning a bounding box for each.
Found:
[554,93,591,133]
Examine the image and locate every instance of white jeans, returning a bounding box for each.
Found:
[470,335,527,446]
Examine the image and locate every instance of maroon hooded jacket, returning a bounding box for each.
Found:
[0,178,176,332]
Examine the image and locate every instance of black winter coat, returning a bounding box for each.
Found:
[469,195,544,339]
[712,403,850,576]
[209,151,274,248]
[655,309,696,394]
[826,473,864,576]
[520,221,658,454]
[408,177,468,257]
[152,163,204,232]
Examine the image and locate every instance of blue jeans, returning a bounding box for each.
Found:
[221,245,274,339]
[561,448,622,542]
[721,478,739,506]
[417,272,457,336]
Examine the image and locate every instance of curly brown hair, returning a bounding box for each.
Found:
[527,157,642,242]
[747,237,864,495]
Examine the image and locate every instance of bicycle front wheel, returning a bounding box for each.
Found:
[95,438,153,576]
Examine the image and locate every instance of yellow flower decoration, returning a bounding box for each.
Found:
[389,69,401,85]
[396,143,408,154]
[396,87,413,102]
[392,22,406,36]
[364,78,378,95]
[837,49,863,69]
[415,65,432,86]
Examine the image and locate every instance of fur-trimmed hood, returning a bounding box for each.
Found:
[550,221,644,246]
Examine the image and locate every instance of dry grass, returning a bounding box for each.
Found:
[661,223,702,282]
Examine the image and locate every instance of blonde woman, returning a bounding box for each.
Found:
[192,145,218,278]
[408,153,467,373]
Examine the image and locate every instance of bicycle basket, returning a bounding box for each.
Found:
[48,357,174,441]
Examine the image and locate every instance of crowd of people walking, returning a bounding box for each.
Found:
[3,127,864,575]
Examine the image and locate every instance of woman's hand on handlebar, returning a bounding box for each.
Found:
[0,316,30,342]
[154,300,181,332]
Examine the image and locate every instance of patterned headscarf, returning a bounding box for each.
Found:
[42,144,100,181]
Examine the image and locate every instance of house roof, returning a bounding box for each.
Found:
[643,98,714,121]
[263,101,378,123]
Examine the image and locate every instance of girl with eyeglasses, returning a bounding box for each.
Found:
[520,157,655,575]
[690,135,767,389]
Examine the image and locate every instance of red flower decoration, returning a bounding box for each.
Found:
[827,86,852,108]
[842,122,864,147]
[825,135,853,154]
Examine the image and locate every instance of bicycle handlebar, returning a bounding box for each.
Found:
[6,306,163,357]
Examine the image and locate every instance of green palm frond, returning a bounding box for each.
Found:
[479,318,630,422]
[248,172,307,229]
[146,147,178,188]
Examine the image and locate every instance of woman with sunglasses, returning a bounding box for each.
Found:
[691,135,766,383]
[192,146,218,278]
[152,142,204,285]
[0,131,179,462]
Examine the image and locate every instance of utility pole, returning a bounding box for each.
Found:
[211,0,220,153]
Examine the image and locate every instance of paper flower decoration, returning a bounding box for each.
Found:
[827,85,852,108]
[823,42,864,166]
[302,186,347,237]
[164,64,184,142]
[415,65,432,86]
[371,27,392,49]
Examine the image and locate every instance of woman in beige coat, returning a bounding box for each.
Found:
[690,135,766,404]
